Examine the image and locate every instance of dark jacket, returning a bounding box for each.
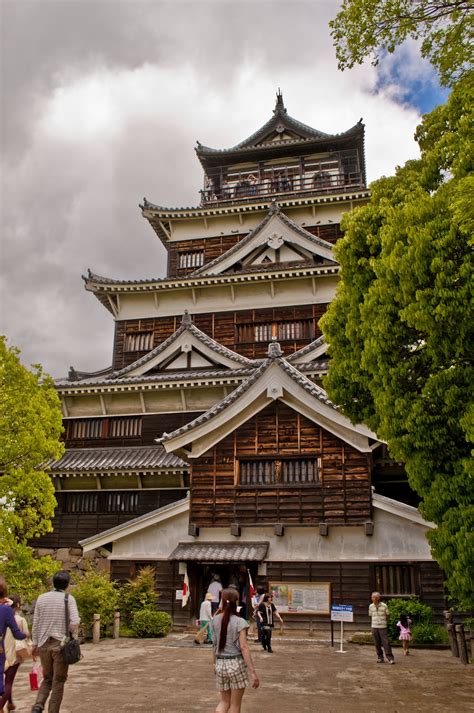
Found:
[0,604,26,642]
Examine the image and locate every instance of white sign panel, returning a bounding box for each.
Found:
[331,605,353,622]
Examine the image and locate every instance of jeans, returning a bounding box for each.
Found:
[35,638,69,712]
[372,627,394,660]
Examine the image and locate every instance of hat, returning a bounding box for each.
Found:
[205,593,214,601]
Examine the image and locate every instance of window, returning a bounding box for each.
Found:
[237,319,314,344]
[374,565,416,596]
[178,251,204,269]
[238,458,318,486]
[109,417,142,438]
[124,332,153,352]
[65,493,98,513]
[68,419,103,440]
[106,492,139,513]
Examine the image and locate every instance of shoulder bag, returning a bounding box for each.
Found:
[60,593,82,665]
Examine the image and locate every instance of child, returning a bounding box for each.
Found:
[257,594,283,653]
[396,613,412,655]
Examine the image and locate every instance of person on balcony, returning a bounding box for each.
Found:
[248,174,258,196]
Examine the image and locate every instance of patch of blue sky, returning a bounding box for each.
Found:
[374,40,450,115]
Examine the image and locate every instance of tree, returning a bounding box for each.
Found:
[330,0,473,87]
[320,75,473,609]
[0,337,64,600]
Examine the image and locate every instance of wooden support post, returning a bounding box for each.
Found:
[92,614,100,645]
[113,611,120,640]
[455,624,469,665]
[447,624,459,657]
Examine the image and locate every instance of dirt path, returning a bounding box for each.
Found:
[10,635,473,712]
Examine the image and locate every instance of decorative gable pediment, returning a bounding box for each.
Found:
[191,205,336,277]
[160,344,379,457]
[110,314,256,379]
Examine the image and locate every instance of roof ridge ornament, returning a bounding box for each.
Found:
[269,200,280,215]
[274,89,286,115]
[181,310,193,326]
[267,341,283,359]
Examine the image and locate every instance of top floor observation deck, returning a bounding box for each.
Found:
[196,92,366,208]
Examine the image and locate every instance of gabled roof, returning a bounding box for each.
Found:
[110,312,259,380]
[159,342,379,457]
[190,203,336,277]
[287,336,328,364]
[48,445,188,474]
[196,92,364,162]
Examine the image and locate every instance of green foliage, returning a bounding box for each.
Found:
[73,568,118,635]
[121,566,159,625]
[386,597,432,640]
[0,337,64,542]
[130,608,172,638]
[321,76,474,609]
[0,537,60,603]
[411,622,448,645]
[330,0,473,86]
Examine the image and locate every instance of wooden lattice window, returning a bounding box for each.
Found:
[106,492,139,513]
[124,331,153,352]
[109,417,142,438]
[178,251,204,269]
[237,319,314,343]
[238,458,318,487]
[374,565,416,596]
[65,493,99,513]
[68,419,103,440]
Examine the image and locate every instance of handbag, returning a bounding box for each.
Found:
[60,594,82,665]
[15,638,33,662]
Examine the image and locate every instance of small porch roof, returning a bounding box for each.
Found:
[169,541,269,562]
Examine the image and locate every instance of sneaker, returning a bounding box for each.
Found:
[31,706,44,713]
[376,658,384,663]
[267,647,273,653]
[388,659,395,664]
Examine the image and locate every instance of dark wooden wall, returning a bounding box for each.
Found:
[63,411,202,449]
[113,303,328,370]
[190,402,371,527]
[32,489,186,548]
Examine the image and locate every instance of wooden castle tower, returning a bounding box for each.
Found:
[41,92,444,628]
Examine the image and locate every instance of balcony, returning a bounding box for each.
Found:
[200,170,364,206]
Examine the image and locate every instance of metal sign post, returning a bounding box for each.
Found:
[330,605,354,654]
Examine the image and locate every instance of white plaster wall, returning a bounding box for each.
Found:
[110,507,433,562]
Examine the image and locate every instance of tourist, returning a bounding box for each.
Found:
[251,585,266,642]
[368,591,394,664]
[0,578,27,706]
[211,588,259,713]
[397,613,412,655]
[0,595,31,711]
[31,571,80,713]
[248,174,258,195]
[196,593,214,644]
[207,574,223,615]
[257,593,283,653]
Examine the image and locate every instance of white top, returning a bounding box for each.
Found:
[207,581,223,603]
[4,614,29,669]
[199,600,212,621]
[32,591,80,647]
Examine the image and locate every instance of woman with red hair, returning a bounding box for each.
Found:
[211,587,259,713]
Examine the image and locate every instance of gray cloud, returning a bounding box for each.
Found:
[0,0,422,376]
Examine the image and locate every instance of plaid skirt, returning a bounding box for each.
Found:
[215,656,249,691]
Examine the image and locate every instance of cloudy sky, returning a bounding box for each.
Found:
[0,0,447,377]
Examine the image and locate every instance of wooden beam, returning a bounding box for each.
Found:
[62,398,69,417]
[180,389,187,411]
[139,392,147,413]
[159,220,171,240]
[99,394,107,415]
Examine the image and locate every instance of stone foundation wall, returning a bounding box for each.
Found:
[34,546,110,576]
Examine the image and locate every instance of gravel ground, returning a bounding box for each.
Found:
[8,635,473,713]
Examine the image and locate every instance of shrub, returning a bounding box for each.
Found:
[131,608,172,638]
[73,568,118,636]
[386,597,433,641]
[411,622,448,645]
[121,566,158,625]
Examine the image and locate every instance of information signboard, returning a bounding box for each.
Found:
[270,582,331,615]
[331,605,354,623]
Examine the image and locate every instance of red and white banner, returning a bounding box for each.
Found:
[182,567,190,607]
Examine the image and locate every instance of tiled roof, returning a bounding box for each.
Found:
[169,541,269,562]
[286,336,327,362]
[189,203,336,277]
[48,445,188,473]
[196,94,364,157]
